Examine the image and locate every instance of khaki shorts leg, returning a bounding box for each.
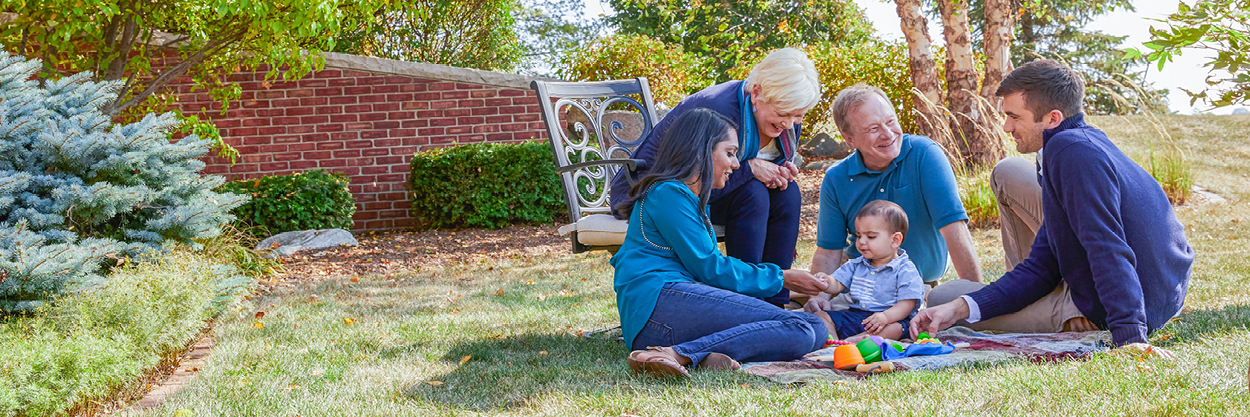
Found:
[926,279,1085,334]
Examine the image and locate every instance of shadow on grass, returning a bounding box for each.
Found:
[402,332,760,411]
[402,333,632,410]
[1156,303,1250,347]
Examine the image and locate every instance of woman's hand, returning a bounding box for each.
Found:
[748,159,794,190]
[783,269,828,296]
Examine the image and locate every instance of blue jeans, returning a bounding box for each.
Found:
[710,179,801,307]
[632,281,828,367]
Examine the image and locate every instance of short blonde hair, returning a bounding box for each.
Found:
[744,48,821,113]
[832,83,893,134]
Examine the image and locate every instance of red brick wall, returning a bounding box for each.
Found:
[167,64,549,231]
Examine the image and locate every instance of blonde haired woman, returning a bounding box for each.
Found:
[611,47,821,307]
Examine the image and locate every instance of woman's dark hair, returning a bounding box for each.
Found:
[614,108,738,219]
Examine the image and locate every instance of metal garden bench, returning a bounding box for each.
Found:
[530,77,723,253]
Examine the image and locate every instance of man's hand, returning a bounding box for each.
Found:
[804,292,832,313]
[863,312,890,334]
[1114,343,1176,360]
[783,269,828,296]
[748,159,792,190]
[909,297,971,339]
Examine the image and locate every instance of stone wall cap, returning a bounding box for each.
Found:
[322,52,560,89]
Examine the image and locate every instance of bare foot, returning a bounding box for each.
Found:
[634,346,692,366]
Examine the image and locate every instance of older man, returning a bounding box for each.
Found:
[913,60,1192,351]
[805,83,982,313]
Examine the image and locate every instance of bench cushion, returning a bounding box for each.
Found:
[558,214,629,247]
[558,214,726,247]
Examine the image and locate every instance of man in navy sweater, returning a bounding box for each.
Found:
[912,59,1193,351]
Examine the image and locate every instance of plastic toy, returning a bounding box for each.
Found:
[830,337,901,371]
[914,332,942,344]
[832,344,865,370]
[824,335,851,348]
[855,361,896,374]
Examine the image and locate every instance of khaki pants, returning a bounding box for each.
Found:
[926,279,1085,333]
[928,156,1082,333]
[992,157,1044,271]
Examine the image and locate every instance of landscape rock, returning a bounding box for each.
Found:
[802,132,853,159]
[256,229,359,259]
[802,159,841,172]
[1233,107,1249,115]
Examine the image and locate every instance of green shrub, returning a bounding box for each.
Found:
[219,170,356,237]
[557,33,711,108]
[408,141,563,230]
[0,250,249,416]
[729,40,923,135]
[955,166,1001,228]
[1141,146,1194,205]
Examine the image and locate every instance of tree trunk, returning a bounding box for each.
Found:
[937,0,994,168]
[894,0,944,140]
[980,0,1015,101]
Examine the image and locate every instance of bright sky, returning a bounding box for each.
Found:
[578,0,1239,114]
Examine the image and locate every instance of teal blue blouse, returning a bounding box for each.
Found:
[609,180,784,348]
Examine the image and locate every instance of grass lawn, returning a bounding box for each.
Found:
[147,114,1250,416]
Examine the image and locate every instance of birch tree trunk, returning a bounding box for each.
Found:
[937,0,993,168]
[894,0,943,140]
[980,0,1015,101]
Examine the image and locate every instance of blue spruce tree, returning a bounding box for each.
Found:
[0,52,248,311]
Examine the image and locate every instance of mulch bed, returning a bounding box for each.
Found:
[268,169,829,287]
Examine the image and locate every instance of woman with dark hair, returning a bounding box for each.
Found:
[610,48,821,307]
[612,108,830,378]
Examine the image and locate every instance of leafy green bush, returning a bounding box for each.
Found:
[0,249,250,416]
[557,33,711,107]
[409,141,563,229]
[219,170,356,237]
[729,40,924,135]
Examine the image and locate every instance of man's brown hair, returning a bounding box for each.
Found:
[995,59,1085,122]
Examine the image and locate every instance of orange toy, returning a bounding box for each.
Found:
[832,344,865,370]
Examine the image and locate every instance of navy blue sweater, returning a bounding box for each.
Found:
[967,114,1193,345]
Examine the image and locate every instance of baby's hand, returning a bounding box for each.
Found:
[862,312,890,334]
[814,273,833,290]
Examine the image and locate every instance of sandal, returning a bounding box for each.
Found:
[627,347,691,378]
[696,352,741,371]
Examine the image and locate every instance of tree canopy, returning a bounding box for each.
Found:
[960,0,1166,114]
[607,0,874,80]
[335,0,523,72]
[1127,0,1250,107]
[0,0,384,117]
[1013,0,1166,114]
[516,0,604,74]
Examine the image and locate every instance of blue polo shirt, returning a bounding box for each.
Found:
[831,249,926,313]
[817,134,968,282]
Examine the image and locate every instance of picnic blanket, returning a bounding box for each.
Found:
[740,326,1113,384]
